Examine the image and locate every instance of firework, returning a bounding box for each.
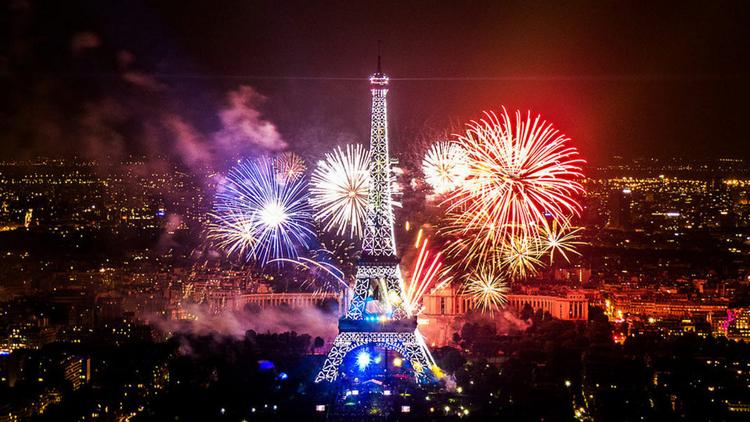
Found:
[210,158,314,266]
[462,265,509,315]
[442,207,506,270]
[540,219,584,264]
[502,235,545,280]
[414,227,423,248]
[207,209,258,259]
[447,108,585,242]
[273,256,347,293]
[403,237,449,316]
[271,238,355,294]
[422,141,469,194]
[310,144,370,238]
[445,221,582,282]
[304,238,357,293]
[274,151,307,183]
[314,237,358,271]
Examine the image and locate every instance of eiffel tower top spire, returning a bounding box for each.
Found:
[362,50,396,258]
[376,40,382,74]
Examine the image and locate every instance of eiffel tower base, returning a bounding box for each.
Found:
[315,327,436,384]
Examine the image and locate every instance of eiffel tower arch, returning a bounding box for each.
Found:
[315,57,437,384]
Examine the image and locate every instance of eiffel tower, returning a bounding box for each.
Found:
[315,57,436,384]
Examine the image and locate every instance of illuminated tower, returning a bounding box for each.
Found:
[315,58,436,384]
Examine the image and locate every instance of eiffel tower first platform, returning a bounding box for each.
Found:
[315,59,437,384]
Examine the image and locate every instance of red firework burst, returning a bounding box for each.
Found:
[446,108,585,242]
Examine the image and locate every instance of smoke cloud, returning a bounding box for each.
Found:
[70,31,101,54]
[80,98,128,164]
[5,23,289,176]
[459,309,532,336]
[121,71,167,91]
[163,114,210,169]
[494,309,533,333]
[148,304,339,341]
[75,81,287,174]
[214,85,288,153]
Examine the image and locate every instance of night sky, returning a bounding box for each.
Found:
[2,0,749,165]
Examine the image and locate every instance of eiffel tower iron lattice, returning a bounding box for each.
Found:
[315,59,437,384]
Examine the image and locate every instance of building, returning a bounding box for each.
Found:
[61,355,90,391]
[94,294,124,325]
[316,59,435,384]
[506,293,589,320]
[726,307,750,341]
[554,266,592,284]
[180,291,344,316]
[422,285,588,320]
[707,310,730,338]
[608,297,727,321]
[607,188,632,230]
[419,286,589,346]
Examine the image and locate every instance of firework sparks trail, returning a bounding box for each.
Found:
[207,209,258,259]
[414,227,423,248]
[540,218,584,264]
[403,237,449,316]
[273,151,307,183]
[442,207,506,270]
[439,108,585,272]
[310,144,370,238]
[446,108,585,242]
[308,239,356,293]
[462,264,509,315]
[270,257,348,292]
[274,237,358,294]
[502,235,545,280]
[422,141,469,194]
[445,220,580,281]
[210,158,315,266]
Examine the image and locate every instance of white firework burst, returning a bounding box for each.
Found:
[422,141,469,194]
[310,144,370,238]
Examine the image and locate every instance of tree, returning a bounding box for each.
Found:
[589,305,608,323]
[312,336,324,354]
[441,347,466,373]
[520,303,534,320]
